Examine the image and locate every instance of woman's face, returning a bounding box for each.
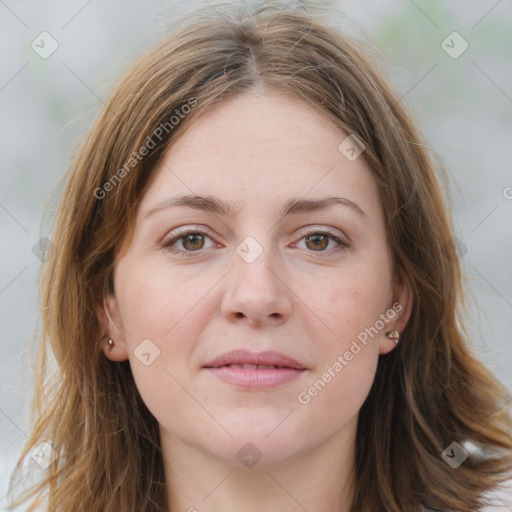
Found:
[101,90,412,467]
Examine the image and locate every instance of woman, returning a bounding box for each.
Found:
[7,2,512,511]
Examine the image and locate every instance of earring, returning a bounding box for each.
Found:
[386,330,400,344]
[107,338,115,349]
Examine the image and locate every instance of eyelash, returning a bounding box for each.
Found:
[161,228,350,258]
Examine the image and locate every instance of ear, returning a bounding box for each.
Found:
[378,273,414,355]
[95,291,129,362]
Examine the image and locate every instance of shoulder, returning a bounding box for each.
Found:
[421,476,512,511]
[482,476,512,510]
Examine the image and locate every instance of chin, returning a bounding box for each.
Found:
[200,424,311,470]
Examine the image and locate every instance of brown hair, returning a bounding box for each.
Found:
[8,2,512,511]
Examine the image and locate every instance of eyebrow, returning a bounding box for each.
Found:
[142,194,367,220]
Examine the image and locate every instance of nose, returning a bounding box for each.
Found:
[221,248,292,327]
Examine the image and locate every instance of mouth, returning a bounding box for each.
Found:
[203,350,307,389]
[216,363,294,369]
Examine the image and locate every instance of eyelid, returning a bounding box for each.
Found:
[163,224,210,239]
[161,225,217,251]
[297,225,348,241]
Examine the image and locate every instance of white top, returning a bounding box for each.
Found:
[421,477,512,511]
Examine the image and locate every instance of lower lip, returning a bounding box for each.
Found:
[205,366,306,389]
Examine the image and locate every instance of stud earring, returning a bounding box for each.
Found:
[107,338,115,349]
[386,330,400,344]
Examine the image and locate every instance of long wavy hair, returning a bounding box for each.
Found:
[8,2,512,511]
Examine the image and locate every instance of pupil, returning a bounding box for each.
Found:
[185,234,203,250]
[307,234,327,251]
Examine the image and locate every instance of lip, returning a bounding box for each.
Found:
[203,349,306,369]
[203,349,307,390]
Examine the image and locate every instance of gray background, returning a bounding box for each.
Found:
[1,0,511,505]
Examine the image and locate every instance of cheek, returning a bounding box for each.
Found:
[297,277,384,430]
[323,266,390,341]
[114,261,211,423]
[115,258,202,339]
[298,347,379,444]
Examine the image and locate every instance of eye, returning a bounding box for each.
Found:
[161,227,350,258]
[161,228,216,256]
[294,228,350,257]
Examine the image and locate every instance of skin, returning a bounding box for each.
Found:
[98,89,413,512]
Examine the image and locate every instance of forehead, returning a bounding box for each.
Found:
[137,91,381,220]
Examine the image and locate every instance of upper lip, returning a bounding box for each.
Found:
[203,349,306,369]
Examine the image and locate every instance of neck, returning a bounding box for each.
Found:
[161,422,357,512]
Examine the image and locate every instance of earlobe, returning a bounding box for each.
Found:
[102,336,129,362]
[95,292,129,362]
[378,276,414,355]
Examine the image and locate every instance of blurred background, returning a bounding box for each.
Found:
[1,0,511,504]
